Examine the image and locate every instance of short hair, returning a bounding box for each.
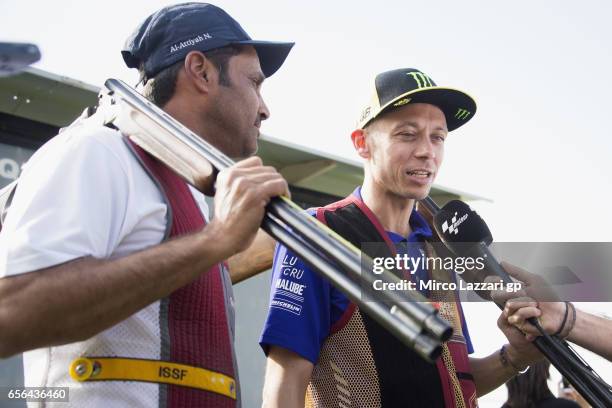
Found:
[139,45,243,107]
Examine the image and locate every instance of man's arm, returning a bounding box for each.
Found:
[262,346,313,408]
[505,301,612,361]
[469,303,543,397]
[496,262,612,361]
[0,223,228,357]
[0,156,288,358]
[469,345,529,396]
[566,309,612,361]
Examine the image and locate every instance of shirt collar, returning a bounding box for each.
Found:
[352,186,433,241]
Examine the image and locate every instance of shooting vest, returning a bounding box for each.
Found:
[68,138,239,407]
[306,194,478,408]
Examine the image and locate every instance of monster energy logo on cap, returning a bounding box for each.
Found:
[455,108,471,120]
[407,71,434,88]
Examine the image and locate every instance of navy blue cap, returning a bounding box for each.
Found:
[122,2,294,81]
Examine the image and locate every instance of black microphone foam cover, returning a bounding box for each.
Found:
[432,200,493,253]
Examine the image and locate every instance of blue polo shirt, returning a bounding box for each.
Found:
[260,188,473,364]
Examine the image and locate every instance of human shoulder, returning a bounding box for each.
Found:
[55,122,133,168]
[19,121,148,186]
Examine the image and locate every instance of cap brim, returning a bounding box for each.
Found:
[235,40,294,78]
[376,87,477,132]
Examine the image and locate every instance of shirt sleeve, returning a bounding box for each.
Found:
[259,242,333,364]
[0,128,131,277]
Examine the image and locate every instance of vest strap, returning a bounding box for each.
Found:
[69,357,236,400]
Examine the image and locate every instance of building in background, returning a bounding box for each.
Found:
[0,68,484,407]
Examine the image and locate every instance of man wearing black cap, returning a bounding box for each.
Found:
[260,68,541,407]
[0,3,292,407]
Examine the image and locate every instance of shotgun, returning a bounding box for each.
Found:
[91,78,451,363]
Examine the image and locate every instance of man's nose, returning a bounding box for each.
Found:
[259,95,270,121]
[414,136,435,159]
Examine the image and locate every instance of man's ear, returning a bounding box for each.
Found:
[183,50,218,94]
[351,129,370,159]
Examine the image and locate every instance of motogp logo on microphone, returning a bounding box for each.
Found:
[442,212,468,235]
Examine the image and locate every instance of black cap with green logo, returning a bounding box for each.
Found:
[357,68,477,131]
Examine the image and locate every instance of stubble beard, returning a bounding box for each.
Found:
[202,99,252,159]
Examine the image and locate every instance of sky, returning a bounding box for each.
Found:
[1,0,611,406]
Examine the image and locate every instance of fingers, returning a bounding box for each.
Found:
[507,307,541,325]
[504,298,538,316]
[495,294,541,336]
[232,156,264,168]
[220,159,288,196]
[500,261,539,284]
[506,305,541,336]
[489,283,528,307]
[221,164,278,184]
[497,303,538,327]
[235,171,288,203]
[260,177,290,201]
[233,168,284,185]
[216,158,290,213]
[503,298,566,336]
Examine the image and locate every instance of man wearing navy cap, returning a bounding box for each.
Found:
[260,68,542,407]
[0,3,292,407]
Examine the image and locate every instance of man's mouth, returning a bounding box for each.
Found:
[406,169,433,178]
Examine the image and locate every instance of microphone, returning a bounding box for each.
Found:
[431,200,512,285]
[423,198,612,407]
[0,42,41,77]
[433,200,492,247]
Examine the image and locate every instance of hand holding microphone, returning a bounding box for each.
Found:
[422,197,612,407]
[428,199,567,329]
